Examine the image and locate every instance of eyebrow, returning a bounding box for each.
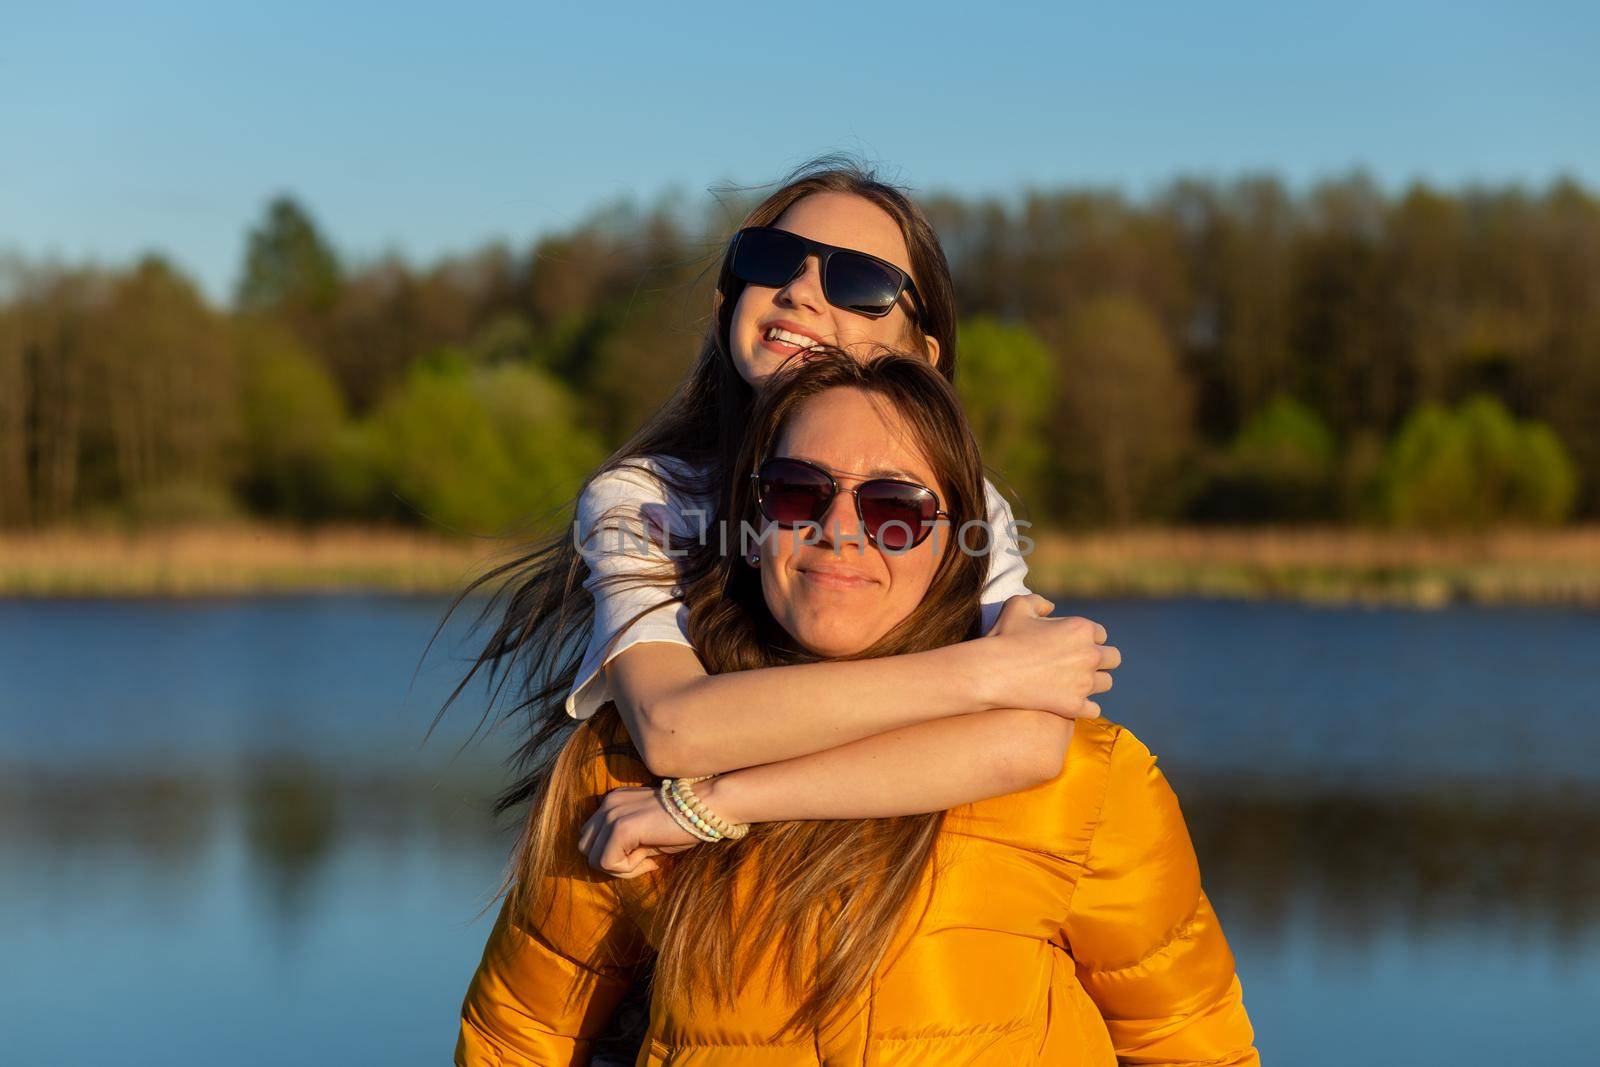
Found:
[786,454,925,482]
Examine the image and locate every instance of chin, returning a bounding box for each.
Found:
[790,619,878,659]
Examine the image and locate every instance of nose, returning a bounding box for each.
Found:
[775,255,825,316]
[817,482,866,556]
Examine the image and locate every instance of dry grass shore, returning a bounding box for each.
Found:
[0,523,507,597]
[2,522,1599,606]
[1027,526,1600,607]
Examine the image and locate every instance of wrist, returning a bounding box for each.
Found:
[947,638,1000,711]
[696,773,755,829]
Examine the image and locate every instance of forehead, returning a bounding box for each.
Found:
[773,191,913,273]
[775,387,938,488]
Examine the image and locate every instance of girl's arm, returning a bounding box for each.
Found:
[699,706,1074,822]
[581,466,1107,780]
[580,706,1077,879]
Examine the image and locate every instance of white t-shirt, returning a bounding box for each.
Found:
[566,454,1034,721]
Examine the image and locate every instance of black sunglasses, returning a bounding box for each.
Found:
[728,226,928,326]
[751,456,948,552]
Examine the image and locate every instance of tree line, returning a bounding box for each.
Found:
[0,172,1593,534]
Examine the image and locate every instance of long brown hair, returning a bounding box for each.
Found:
[428,157,962,820]
[522,348,994,1040]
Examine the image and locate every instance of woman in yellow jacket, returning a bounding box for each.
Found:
[457,350,1258,1065]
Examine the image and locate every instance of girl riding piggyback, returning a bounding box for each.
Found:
[452,158,1120,873]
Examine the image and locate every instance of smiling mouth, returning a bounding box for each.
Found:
[762,326,822,354]
[799,566,876,589]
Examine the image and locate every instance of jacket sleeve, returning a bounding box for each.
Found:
[1062,727,1259,1066]
[456,734,656,1065]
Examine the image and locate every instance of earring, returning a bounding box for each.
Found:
[748,553,760,565]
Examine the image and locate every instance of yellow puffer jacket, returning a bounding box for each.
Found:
[456,716,1258,1066]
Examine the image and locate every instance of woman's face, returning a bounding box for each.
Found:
[728,192,937,388]
[754,386,948,658]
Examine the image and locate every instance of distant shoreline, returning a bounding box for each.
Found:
[1026,526,1600,608]
[2,522,1598,607]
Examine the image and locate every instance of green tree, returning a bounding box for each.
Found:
[581,289,706,447]
[0,266,105,524]
[955,316,1056,516]
[319,256,423,412]
[235,196,342,316]
[1291,174,1398,436]
[365,354,603,534]
[1379,394,1578,529]
[1386,184,1468,406]
[1051,295,1192,524]
[1509,180,1600,514]
[0,297,23,524]
[91,256,239,521]
[1208,177,1297,432]
[234,321,373,519]
[1198,394,1336,521]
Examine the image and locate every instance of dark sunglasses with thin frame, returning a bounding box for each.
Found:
[751,456,948,552]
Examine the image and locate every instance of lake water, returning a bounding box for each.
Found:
[2,595,1597,1064]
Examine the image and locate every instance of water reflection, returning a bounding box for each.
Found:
[243,761,343,931]
[1185,784,1600,958]
[6,765,1596,956]
[0,764,505,929]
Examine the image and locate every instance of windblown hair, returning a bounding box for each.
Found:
[519,348,995,1040]
[427,156,961,824]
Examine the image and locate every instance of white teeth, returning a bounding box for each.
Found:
[766,327,818,349]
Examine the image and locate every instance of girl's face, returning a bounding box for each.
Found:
[755,386,948,658]
[728,192,938,388]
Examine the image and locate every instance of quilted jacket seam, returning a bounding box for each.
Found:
[1084,899,1204,978]
[870,1017,1031,1041]
[654,1037,814,1048]
[506,913,642,980]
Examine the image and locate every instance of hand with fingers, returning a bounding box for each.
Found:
[984,594,1120,720]
[578,784,701,879]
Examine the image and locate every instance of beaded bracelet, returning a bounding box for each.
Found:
[658,778,720,842]
[665,777,727,842]
[672,776,750,841]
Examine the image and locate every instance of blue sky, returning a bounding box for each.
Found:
[4,1,1596,303]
